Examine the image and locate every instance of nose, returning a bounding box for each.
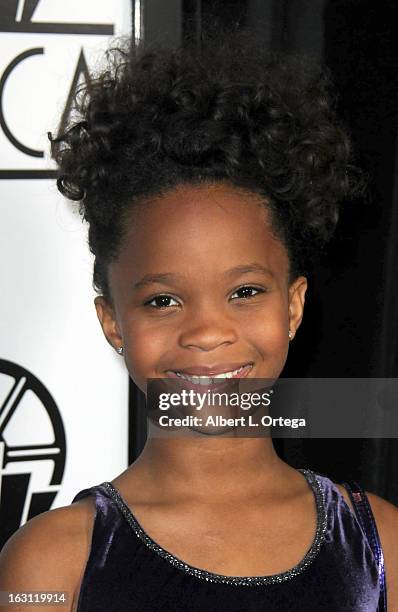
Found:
[178,306,238,352]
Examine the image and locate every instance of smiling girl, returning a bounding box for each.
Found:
[0,35,397,611]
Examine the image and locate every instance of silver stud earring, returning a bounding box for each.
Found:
[288,330,293,339]
[116,346,124,355]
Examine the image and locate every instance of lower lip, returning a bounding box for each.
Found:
[165,363,253,388]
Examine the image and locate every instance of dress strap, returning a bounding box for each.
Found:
[342,480,387,611]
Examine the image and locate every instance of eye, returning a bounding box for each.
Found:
[230,285,265,300]
[144,294,180,309]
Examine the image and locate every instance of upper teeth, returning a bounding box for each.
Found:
[174,365,249,385]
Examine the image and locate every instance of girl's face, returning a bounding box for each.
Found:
[95,183,307,393]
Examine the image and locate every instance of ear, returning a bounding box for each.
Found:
[94,296,123,352]
[288,276,307,339]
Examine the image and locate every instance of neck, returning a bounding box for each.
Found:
[132,437,295,501]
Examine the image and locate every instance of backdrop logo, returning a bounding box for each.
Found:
[0,0,116,179]
[0,359,66,549]
[0,1,114,34]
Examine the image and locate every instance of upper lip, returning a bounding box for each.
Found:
[167,363,253,376]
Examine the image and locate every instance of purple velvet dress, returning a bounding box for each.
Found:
[72,468,385,611]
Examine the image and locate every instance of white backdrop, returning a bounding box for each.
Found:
[0,0,133,543]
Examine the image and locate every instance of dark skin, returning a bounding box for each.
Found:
[100,182,306,390]
[94,181,317,576]
[1,181,397,611]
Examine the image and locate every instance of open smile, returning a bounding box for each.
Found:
[165,363,253,385]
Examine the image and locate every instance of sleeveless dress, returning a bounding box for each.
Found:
[71,468,385,611]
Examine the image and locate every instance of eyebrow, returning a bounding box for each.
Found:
[132,263,275,291]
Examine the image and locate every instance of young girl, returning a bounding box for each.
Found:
[1,35,397,611]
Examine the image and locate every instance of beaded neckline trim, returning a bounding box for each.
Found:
[101,468,327,587]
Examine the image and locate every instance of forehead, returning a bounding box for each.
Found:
[111,182,289,283]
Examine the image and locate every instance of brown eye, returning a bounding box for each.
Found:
[231,286,265,300]
[145,295,179,309]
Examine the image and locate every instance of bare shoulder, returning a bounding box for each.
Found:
[0,496,95,611]
[365,490,398,611]
[336,484,398,611]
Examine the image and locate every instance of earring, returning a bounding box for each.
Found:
[116,346,124,355]
[288,330,293,339]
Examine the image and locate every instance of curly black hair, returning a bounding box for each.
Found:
[50,33,362,304]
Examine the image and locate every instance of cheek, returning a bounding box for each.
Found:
[244,298,289,345]
[250,321,288,360]
[243,300,290,376]
[122,320,171,388]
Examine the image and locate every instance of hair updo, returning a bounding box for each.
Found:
[50,33,363,304]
